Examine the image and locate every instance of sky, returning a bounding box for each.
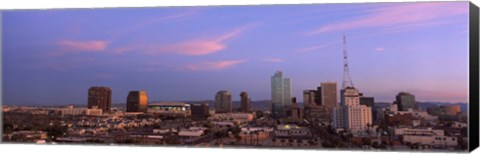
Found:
[2,2,470,105]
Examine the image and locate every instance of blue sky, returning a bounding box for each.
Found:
[2,2,469,105]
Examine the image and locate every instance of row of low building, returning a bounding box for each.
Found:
[72,118,161,130]
[393,127,458,147]
[3,131,48,142]
[86,86,254,116]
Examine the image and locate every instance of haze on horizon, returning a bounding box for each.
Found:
[2,2,469,105]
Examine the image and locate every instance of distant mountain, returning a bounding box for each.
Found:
[374,102,468,113]
[417,102,468,113]
[374,102,392,109]
[8,100,467,113]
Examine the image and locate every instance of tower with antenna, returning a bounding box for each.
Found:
[342,34,354,89]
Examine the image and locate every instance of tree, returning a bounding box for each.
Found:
[372,142,380,149]
[46,126,67,140]
[215,131,227,138]
[231,126,241,136]
[234,134,242,142]
[361,138,372,146]
[3,123,14,134]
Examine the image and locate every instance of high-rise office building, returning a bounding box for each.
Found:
[333,87,372,133]
[215,90,232,113]
[396,92,416,111]
[126,90,148,112]
[359,95,375,108]
[240,91,251,112]
[360,95,375,123]
[332,104,372,131]
[87,86,112,113]
[271,71,291,118]
[340,87,360,106]
[320,82,338,111]
[303,90,317,107]
[304,82,337,122]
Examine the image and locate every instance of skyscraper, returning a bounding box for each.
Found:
[340,86,361,106]
[333,87,372,133]
[320,82,338,111]
[240,91,251,112]
[396,92,416,111]
[303,90,317,107]
[215,90,232,113]
[271,71,291,118]
[360,95,375,122]
[87,86,112,113]
[126,90,148,112]
[304,82,337,122]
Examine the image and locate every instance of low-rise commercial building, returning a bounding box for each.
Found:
[147,102,191,117]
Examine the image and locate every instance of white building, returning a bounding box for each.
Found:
[241,126,274,133]
[332,87,372,134]
[274,124,311,138]
[178,127,205,137]
[402,135,458,147]
[86,108,103,116]
[389,104,438,121]
[147,102,191,117]
[153,128,177,134]
[395,128,457,147]
[210,113,254,123]
[60,106,85,116]
[394,128,444,136]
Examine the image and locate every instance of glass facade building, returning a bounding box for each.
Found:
[271,71,291,118]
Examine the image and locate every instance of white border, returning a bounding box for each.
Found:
[0,0,479,154]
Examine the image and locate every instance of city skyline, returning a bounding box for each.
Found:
[2,2,469,105]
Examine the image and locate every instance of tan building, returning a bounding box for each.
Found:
[288,97,303,121]
[303,90,316,107]
[126,90,148,112]
[444,105,461,116]
[320,82,337,111]
[210,113,254,123]
[86,106,103,116]
[333,87,372,133]
[60,105,85,116]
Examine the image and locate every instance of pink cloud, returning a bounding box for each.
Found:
[180,60,248,71]
[142,24,258,56]
[308,2,468,35]
[375,47,385,52]
[261,58,285,63]
[297,40,341,53]
[413,90,467,103]
[58,40,109,52]
[297,45,329,53]
[153,40,226,56]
